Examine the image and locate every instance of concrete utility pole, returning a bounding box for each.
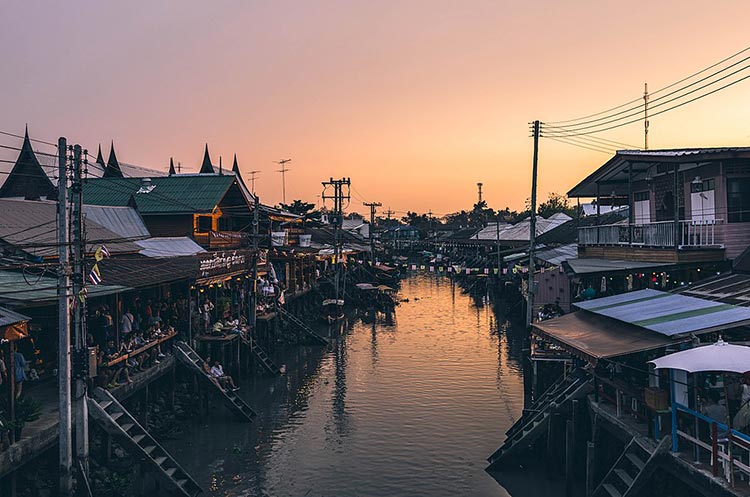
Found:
[526,120,540,328]
[71,145,89,477]
[58,138,73,497]
[363,201,381,264]
[249,195,260,334]
[248,170,261,195]
[275,159,291,204]
[322,178,351,300]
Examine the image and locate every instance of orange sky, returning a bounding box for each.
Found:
[2,1,750,216]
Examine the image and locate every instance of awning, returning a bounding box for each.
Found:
[532,311,677,365]
[564,258,670,275]
[574,288,750,338]
[0,307,30,341]
[0,270,129,308]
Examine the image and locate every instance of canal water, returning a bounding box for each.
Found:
[163,273,562,497]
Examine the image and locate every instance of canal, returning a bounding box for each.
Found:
[163,273,562,496]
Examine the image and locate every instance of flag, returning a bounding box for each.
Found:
[78,287,88,303]
[95,245,110,262]
[89,264,102,285]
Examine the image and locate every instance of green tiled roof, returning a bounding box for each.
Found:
[83,175,239,213]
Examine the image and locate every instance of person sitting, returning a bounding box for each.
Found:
[702,390,728,426]
[104,340,124,388]
[209,360,238,391]
[202,356,225,392]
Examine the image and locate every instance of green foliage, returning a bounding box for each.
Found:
[536,192,576,218]
[280,199,316,216]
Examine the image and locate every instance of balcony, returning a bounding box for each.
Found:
[578,220,725,263]
[193,230,250,249]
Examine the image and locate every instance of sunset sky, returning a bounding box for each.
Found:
[2,1,750,216]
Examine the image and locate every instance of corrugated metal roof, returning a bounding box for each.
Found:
[82,175,242,213]
[617,147,750,157]
[535,244,578,266]
[0,198,142,258]
[0,270,128,307]
[533,310,676,364]
[564,258,669,275]
[574,288,750,337]
[136,237,205,258]
[0,306,30,327]
[678,273,750,306]
[83,205,150,239]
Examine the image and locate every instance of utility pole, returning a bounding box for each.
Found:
[58,137,73,497]
[275,159,291,204]
[385,207,394,221]
[71,145,89,477]
[363,202,381,265]
[643,82,649,150]
[248,170,261,195]
[322,178,351,300]
[526,120,540,328]
[496,216,501,281]
[250,195,259,334]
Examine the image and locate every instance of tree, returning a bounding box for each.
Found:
[280,199,316,217]
[443,210,470,227]
[537,192,576,218]
[469,200,495,227]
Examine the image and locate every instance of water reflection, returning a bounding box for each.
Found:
[162,273,557,497]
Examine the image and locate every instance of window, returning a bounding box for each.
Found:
[633,191,650,202]
[690,178,715,193]
[727,178,750,223]
[196,215,212,233]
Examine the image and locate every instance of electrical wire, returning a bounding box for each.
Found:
[544,136,614,155]
[547,43,750,125]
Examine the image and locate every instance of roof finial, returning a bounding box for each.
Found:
[169,157,176,176]
[199,143,214,174]
[103,142,124,178]
[96,144,104,166]
[232,154,240,174]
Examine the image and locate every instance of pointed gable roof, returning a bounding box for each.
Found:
[199,144,215,174]
[95,144,105,167]
[168,157,176,176]
[232,154,240,174]
[103,141,124,178]
[0,127,57,200]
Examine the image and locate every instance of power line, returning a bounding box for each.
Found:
[543,136,615,155]
[547,43,750,125]
[544,59,750,134]
[541,70,750,138]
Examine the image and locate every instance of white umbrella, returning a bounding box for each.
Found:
[649,339,750,373]
[650,339,750,486]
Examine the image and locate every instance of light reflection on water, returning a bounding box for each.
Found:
[162,274,545,497]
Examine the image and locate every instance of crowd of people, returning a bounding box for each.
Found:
[89,295,188,389]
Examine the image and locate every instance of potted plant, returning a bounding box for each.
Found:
[13,395,42,439]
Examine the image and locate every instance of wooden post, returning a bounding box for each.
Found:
[711,422,719,477]
[547,410,558,478]
[565,420,574,497]
[586,442,595,497]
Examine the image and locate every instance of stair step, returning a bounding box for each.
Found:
[154,456,167,466]
[121,423,135,434]
[602,483,622,497]
[132,434,145,444]
[614,468,634,487]
[165,467,177,478]
[143,445,156,455]
[98,400,113,410]
[625,453,645,471]
[176,479,188,487]
[110,412,124,422]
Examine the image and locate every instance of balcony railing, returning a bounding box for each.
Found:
[578,219,723,248]
[193,230,250,249]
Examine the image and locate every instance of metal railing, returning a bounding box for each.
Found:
[578,219,722,248]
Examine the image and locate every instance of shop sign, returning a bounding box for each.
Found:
[199,250,248,276]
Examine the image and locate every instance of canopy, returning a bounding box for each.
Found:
[356,283,377,291]
[533,311,676,365]
[649,340,750,373]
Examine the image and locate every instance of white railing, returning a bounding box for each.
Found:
[579,219,723,248]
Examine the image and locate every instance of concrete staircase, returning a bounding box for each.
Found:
[278,307,329,345]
